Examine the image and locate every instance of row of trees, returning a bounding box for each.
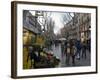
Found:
[35,11,75,47]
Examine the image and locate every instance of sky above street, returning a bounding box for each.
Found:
[50,12,74,34]
[50,12,65,34]
[29,11,74,35]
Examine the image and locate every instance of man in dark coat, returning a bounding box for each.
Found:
[75,40,82,60]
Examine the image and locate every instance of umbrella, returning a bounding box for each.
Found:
[59,38,66,41]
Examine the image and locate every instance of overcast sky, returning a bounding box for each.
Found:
[29,11,74,34]
[50,12,64,34]
[50,12,74,34]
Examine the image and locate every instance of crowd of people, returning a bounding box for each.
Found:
[27,46,60,69]
[26,38,90,68]
[63,39,91,66]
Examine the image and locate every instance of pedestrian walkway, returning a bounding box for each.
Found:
[51,43,91,68]
[74,50,91,66]
[59,50,91,67]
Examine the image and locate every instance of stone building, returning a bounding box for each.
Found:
[78,13,91,42]
[64,13,91,42]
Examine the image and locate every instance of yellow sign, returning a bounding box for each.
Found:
[36,35,44,46]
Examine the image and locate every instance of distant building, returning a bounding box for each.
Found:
[64,13,91,42]
[63,18,77,40]
[78,13,91,42]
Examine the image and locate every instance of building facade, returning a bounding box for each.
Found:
[23,10,42,69]
[23,10,42,35]
[64,13,91,42]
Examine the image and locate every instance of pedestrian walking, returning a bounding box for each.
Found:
[82,40,87,59]
[75,39,82,60]
[64,39,76,66]
[65,42,70,65]
[71,45,77,65]
[87,39,91,53]
[70,39,76,65]
[28,46,41,68]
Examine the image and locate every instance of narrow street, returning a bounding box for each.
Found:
[62,50,91,67]
[51,43,91,68]
[23,10,91,69]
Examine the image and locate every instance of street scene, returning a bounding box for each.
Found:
[23,10,91,69]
